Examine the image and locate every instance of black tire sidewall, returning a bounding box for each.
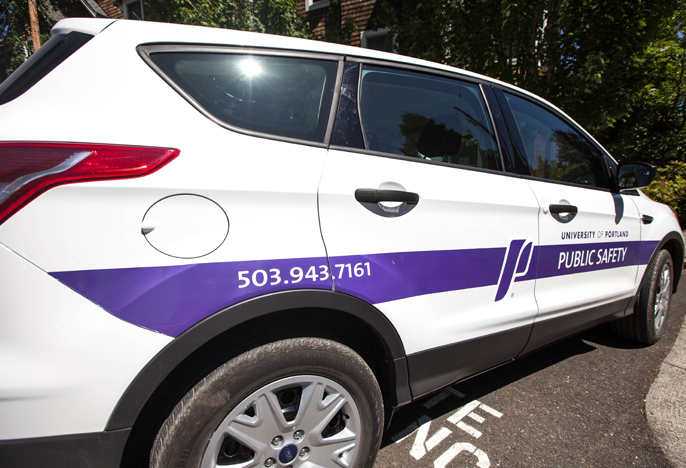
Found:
[151,338,383,468]
[639,249,673,343]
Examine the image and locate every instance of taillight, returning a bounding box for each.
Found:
[0,143,179,224]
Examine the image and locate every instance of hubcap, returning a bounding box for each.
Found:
[201,375,361,468]
[654,263,671,331]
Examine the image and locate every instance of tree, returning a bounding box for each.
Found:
[1,0,309,81]
[144,0,309,38]
[379,0,681,133]
[1,0,85,77]
[378,0,686,220]
[599,4,685,165]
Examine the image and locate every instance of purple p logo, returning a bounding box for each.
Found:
[494,239,533,302]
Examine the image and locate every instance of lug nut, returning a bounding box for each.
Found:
[264,457,276,467]
[293,430,305,440]
[271,436,283,447]
[299,447,310,458]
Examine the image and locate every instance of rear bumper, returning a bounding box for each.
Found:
[0,429,129,468]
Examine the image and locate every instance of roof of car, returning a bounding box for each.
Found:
[51,18,503,85]
[50,18,616,162]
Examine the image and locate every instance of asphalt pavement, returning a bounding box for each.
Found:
[375,273,686,467]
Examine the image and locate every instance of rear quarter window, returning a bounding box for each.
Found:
[147,52,338,143]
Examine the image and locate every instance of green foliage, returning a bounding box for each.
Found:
[1,0,309,80]
[380,0,680,131]
[644,161,686,226]
[1,0,83,76]
[599,6,685,165]
[145,0,309,37]
[380,0,686,215]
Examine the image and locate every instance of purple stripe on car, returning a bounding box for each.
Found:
[50,240,655,337]
[51,257,333,336]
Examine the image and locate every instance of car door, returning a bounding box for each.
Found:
[318,62,541,397]
[496,90,642,353]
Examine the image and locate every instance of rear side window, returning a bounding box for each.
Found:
[357,65,502,170]
[149,53,338,143]
[0,32,93,106]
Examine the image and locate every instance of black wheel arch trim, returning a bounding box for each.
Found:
[105,289,409,431]
[646,231,684,293]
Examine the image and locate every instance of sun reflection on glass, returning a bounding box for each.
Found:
[239,59,262,77]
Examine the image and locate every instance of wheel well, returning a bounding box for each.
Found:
[119,307,396,468]
[660,236,683,292]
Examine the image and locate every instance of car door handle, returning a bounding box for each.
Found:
[355,189,419,217]
[549,204,578,224]
[549,204,578,215]
[355,189,419,205]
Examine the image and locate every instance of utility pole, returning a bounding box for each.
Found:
[28,0,41,53]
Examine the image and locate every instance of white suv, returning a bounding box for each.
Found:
[0,18,682,468]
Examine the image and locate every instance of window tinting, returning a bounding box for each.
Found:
[150,53,338,142]
[505,93,608,188]
[358,66,501,170]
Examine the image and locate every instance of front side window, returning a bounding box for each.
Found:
[149,53,338,143]
[505,93,609,188]
[357,66,502,170]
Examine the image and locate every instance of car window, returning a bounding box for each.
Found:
[149,53,338,142]
[358,65,502,170]
[504,92,609,188]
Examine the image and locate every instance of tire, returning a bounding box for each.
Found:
[612,249,673,344]
[150,337,384,468]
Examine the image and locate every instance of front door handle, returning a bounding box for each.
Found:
[549,204,578,224]
[355,188,420,217]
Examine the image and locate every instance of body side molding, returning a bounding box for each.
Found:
[407,324,533,399]
[105,289,409,431]
[0,429,130,468]
[519,297,634,357]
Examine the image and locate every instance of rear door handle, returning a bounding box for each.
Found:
[549,204,578,224]
[549,204,578,215]
[355,189,419,205]
[355,188,419,217]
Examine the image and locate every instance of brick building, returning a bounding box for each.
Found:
[298,0,395,52]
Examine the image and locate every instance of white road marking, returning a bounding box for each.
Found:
[391,414,432,444]
[447,400,481,425]
[425,427,452,451]
[410,420,432,460]
[457,421,482,438]
[479,403,503,418]
[409,422,453,459]
[396,397,503,466]
[433,442,490,468]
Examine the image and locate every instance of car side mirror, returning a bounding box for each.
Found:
[617,162,657,190]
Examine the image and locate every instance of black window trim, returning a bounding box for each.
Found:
[137,43,345,149]
[0,31,94,106]
[331,57,508,174]
[494,85,616,192]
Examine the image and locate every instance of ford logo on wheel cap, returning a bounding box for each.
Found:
[279,444,298,464]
